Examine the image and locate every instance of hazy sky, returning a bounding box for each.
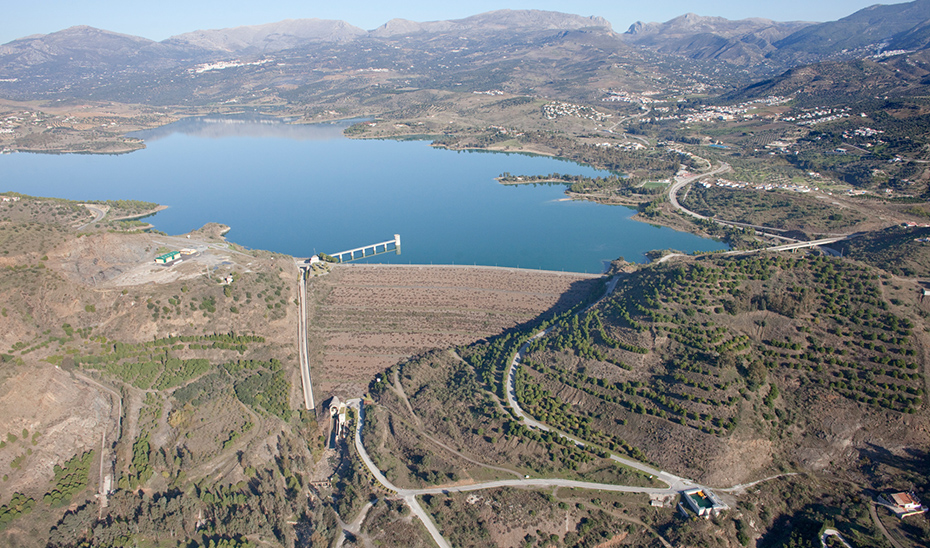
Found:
[1,0,911,45]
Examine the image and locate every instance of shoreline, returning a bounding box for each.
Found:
[497,177,569,186]
[109,204,169,222]
[377,135,722,245]
[4,107,725,251]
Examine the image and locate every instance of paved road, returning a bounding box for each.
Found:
[407,479,678,497]
[296,268,315,410]
[869,502,906,548]
[502,273,703,492]
[667,163,732,221]
[77,204,107,230]
[504,324,700,493]
[657,252,685,264]
[602,112,650,145]
[739,237,847,254]
[666,164,805,243]
[660,235,851,263]
[340,237,822,546]
[721,236,855,259]
[821,528,853,548]
[351,399,689,548]
[350,400,452,548]
[350,330,796,548]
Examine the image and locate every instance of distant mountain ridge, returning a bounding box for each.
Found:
[625,0,930,69]
[771,0,930,63]
[623,13,811,66]
[165,19,367,54]
[0,25,198,73]
[370,10,612,37]
[7,3,930,72]
[0,9,615,72]
[3,4,930,106]
[0,9,631,105]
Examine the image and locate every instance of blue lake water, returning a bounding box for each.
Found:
[0,116,726,272]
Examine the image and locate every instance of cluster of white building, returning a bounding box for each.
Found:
[473,90,504,96]
[846,126,884,138]
[682,96,790,124]
[543,101,611,122]
[840,126,886,147]
[870,49,912,60]
[592,141,645,151]
[601,85,710,106]
[188,58,273,74]
[602,95,652,110]
[600,89,658,106]
[640,96,790,124]
[1,112,26,132]
[701,178,815,194]
[488,125,524,137]
[0,110,65,135]
[781,107,852,126]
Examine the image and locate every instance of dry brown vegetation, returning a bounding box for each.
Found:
[0,196,332,547]
[420,488,662,548]
[355,498,436,547]
[364,349,659,489]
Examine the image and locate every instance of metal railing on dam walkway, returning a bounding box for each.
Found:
[329,234,401,263]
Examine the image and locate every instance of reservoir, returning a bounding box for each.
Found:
[1,116,726,272]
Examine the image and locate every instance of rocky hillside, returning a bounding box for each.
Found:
[729,49,930,104]
[0,10,638,104]
[370,9,612,37]
[771,0,930,64]
[164,18,367,54]
[625,0,930,74]
[624,13,810,67]
[0,26,203,74]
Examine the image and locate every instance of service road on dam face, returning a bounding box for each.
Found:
[296,266,315,410]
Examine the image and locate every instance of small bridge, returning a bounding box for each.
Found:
[724,235,858,258]
[330,234,401,262]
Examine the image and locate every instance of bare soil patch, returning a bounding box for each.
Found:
[0,366,112,504]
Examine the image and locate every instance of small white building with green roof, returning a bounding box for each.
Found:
[154,251,181,264]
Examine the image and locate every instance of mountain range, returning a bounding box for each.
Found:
[0,10,614,69]
[623,0,930,66]
[623,14,812,67]
[3,2,930,105]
